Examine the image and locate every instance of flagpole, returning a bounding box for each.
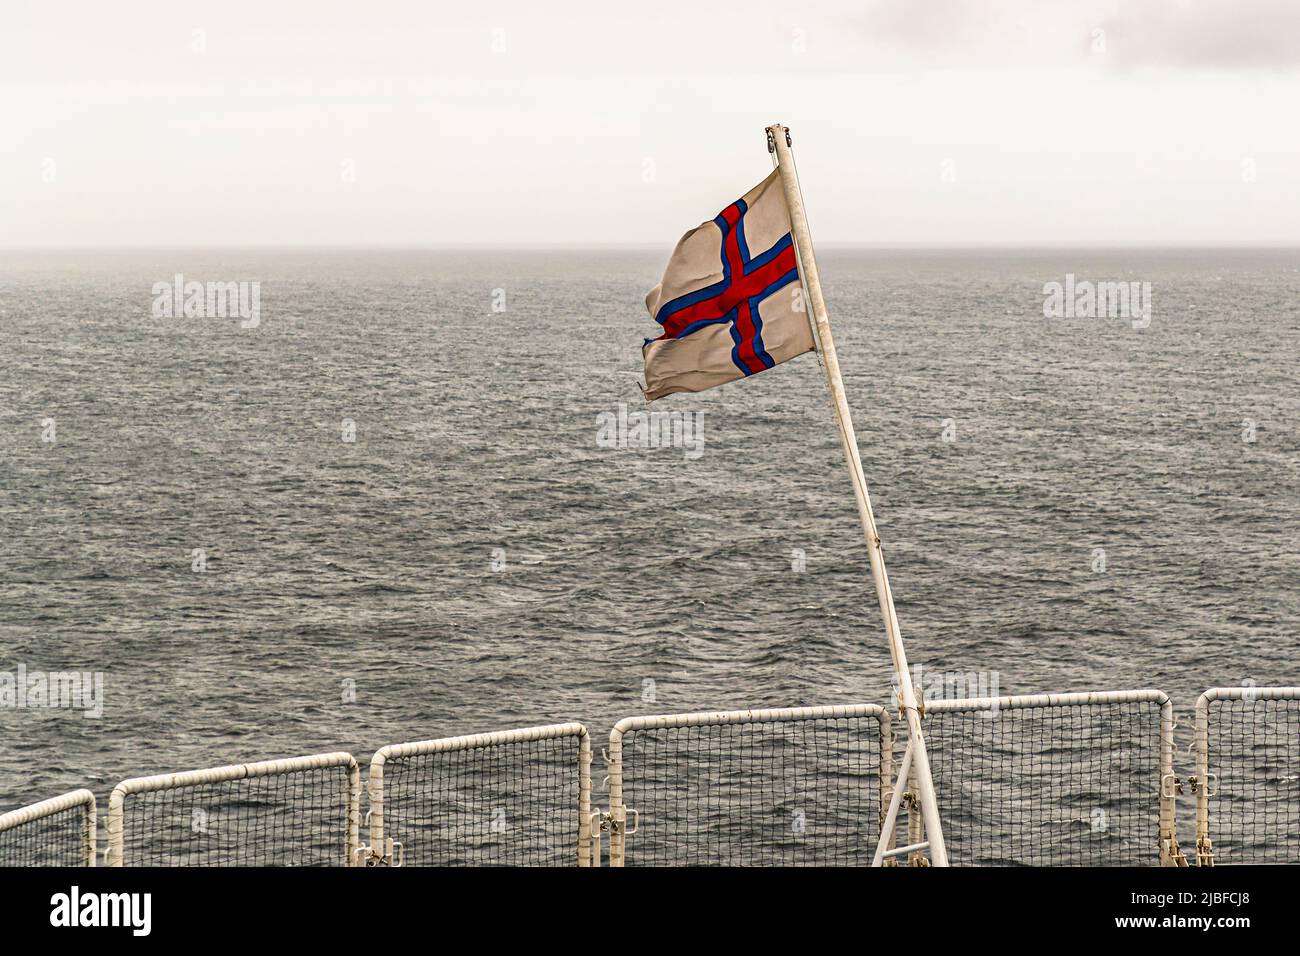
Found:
[767,123,949,866]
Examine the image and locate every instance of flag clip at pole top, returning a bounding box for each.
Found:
[765,126,793,153]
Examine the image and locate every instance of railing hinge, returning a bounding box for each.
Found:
[606,807,638,836]
[358,838,402,867]
[1161,773,1183,798]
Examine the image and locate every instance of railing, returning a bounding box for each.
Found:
[918,690,1182,866]
[106,752,361,867]
[1192,687,1300,865]
[0,789,97,867]
[605,704,892,866]
[5,686,1295,866]
[366,722,591,866]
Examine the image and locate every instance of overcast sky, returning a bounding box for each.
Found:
[2,0,1298,246]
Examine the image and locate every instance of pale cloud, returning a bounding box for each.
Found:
[1,1,1297,245]
[849,0,1300,71]
[1099,1,1300,70]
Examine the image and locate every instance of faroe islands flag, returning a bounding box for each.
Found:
[642,169,814,401]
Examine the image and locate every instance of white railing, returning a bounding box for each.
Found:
[607,704,892,866]
[106,752,361,867]
[367,723,591,866]
[0,788,97,867]
[1193,687,1300,865]
[919,690,1182,866]
[12,686,1299,866]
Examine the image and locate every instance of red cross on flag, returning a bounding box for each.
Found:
[641,169,814,401]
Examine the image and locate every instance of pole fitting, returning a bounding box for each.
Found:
[766,128,776,153]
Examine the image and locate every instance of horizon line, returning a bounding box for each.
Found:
[3,239,1300,252]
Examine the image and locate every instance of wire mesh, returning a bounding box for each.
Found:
[0,796,94,866]
[378,733,583,866]
[922,698,1165,865]
[617,712,887,866]
[1204,694,1300,863]
[114,762,356,866]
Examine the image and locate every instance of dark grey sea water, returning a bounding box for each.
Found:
[2,247,1298,858]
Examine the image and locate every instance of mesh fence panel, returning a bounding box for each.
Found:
[1203,693,1300,864]
[615,709,888,866]
[0,792,95,867]
[374,727,587,866]
[110,756,358,866]
[922,696,1166,866]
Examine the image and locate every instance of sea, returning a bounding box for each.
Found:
[2,246,1298,861]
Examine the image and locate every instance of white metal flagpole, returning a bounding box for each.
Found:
[767,123,949,866]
